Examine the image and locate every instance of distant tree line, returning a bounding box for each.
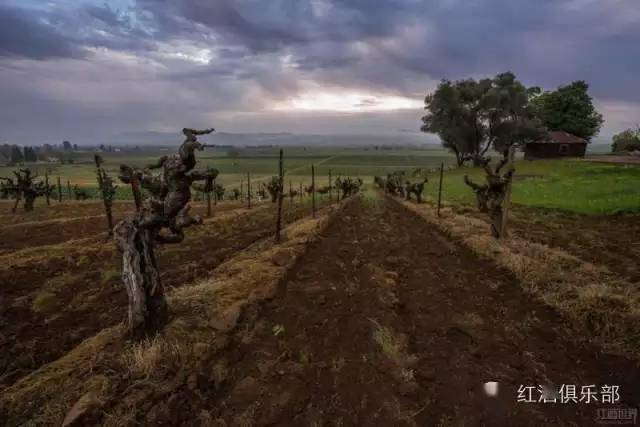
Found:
[421,72,605,165]
[0,142,80,166]
[611,126,640,153]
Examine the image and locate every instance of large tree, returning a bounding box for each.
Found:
[531,81,604,140]
[481,72,545,154]
[422,72,544,165]
[421,79,487,166]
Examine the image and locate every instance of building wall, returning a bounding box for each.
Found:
[524,143,587,159]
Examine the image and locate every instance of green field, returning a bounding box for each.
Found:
[422,159,640,214]
[1,146,638,214]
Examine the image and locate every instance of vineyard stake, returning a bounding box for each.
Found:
[275,149,284,243]
[45,173,50,206]
[328,168,332,204]
[437,161,444,217]
[247,172,251,209]
[57,176,62,202]
[67,180,72,200]
[213,178,217,206]
[311,164,316,218]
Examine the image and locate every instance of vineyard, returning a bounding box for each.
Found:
[0,145,639,426]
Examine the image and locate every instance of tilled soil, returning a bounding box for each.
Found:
[0,200,244,253]
[206,195,639,426]
[455,205,640,283]
[0,200,322,390]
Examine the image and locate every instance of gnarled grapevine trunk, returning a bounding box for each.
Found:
[114,218,168,338]
[463,149,514,239]
[114,127,217,338]
[24,193,36,211]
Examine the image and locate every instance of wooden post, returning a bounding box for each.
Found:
[328,169,332,204]
[206,179,212,217]
[275,149,284,243]
[499,146,516,239]
[45,173,50,206]
[213,178,218,206]
[240,182,244,201]
[57,176,62,202]
[311,165,316,218]
[66,180,72,200]
[247,172,251,209]
[94,155,114,234]
[437,162,444,217]
[299,182,303,200]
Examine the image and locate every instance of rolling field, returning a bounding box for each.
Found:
[2,146,639,214]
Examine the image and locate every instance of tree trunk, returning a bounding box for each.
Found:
[24,194,35,211]
[489,206,503,239]
[12,193,21,213]
[114,218,169,338]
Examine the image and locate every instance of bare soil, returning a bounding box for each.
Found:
[0,200,244,253]
[456,205,640,283]
[196,195,639,426]
[0,199,320,390]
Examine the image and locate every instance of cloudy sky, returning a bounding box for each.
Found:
[0,0,638,145]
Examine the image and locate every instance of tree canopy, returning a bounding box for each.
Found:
[531,81,603,141]
[421,72,544,165]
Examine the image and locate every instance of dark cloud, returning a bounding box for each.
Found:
[0,5,85,59]
[0,0,638,143]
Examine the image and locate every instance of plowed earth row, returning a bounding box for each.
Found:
[197,195,639,426]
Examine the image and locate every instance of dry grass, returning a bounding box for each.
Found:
[371,320,406,361]
[399,198,640,358]
[369,318,418,385]
[120,336,184,379]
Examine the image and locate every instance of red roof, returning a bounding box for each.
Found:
[536,131,587,144]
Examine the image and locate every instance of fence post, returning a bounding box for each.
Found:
[67,180,72,200]
[247,172,251,209]
[311,164,316,218]
[275,149,284,243]
[45,173,50,206]
[240,182,244,201]
[328,168,332,204]
[437,162,444,217]
[213,178,218,206]
[206,178,213,217]
[57,176,62,202]
[94,155,114,234]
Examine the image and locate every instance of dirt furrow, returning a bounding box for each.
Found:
[0,200,248,254]
[205,194,639,426]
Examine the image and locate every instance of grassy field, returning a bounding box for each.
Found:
[423,159,640,214]
[1,146,638,214]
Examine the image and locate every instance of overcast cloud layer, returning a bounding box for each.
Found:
[0,0,638,145]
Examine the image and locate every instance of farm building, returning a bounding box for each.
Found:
[524,131,587,159]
